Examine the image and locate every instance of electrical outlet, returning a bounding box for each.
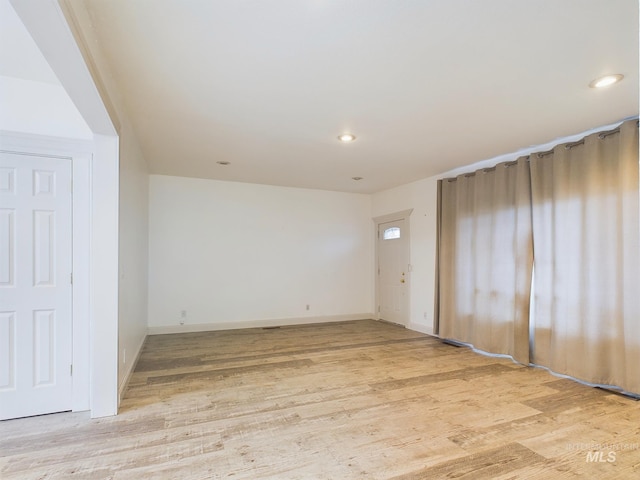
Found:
[306,304,310,311]
[123,348,126,364]
[180,310,187,325]
[424,312,428,320]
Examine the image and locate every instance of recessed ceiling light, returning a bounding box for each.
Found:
[352,176,363,181]
[217,161,230,165]
[589,74,624,88]
[338,133,356,142]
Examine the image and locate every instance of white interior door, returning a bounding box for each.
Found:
[0,152,73,420]
[377,218,409,325]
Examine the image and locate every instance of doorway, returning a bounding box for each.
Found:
[375,210,412,326]
[0,152,73,420]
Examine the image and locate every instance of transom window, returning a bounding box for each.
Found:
[383,227,401,240]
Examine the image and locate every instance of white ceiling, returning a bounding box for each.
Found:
[18,1,640,193]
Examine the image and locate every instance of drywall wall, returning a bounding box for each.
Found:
[117,120,149,397]
[0,75,92,139]
[372,176,439,335]
[148,175,373,331]
[90,134,119,417]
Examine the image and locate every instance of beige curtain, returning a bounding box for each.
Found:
[438,158,533,364]
[530,119,640,394]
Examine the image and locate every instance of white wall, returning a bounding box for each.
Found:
[90,134,120,417]
[148,175,373,332]
[372,176,439,335]
[0,75,92,139]
[117,121,149,398]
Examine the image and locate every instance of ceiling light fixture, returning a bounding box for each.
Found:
[352,177,363,181]
[338,133,356,142]
[589,74,624,88]
[217,161,230,165]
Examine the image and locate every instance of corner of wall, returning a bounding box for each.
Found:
[117,332,147,406]
[407,321,434,336]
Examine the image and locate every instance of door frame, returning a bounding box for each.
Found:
[1,131,92,413]
[373,209,413,326]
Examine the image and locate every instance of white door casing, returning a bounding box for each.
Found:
[377,217,410,326]
[0,152,73,420]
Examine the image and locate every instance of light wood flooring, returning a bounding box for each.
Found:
[2,319,639,479]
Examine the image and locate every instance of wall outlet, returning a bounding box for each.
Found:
[123,348,126,364]
[180,310,187,325]
[423,312,428,320]
[306,304,310,311]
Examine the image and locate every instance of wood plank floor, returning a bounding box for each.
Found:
[2,319,639,479]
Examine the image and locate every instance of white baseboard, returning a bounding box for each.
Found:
[147,313,375,335]
[407,321,434,336]
[118,334,147,405]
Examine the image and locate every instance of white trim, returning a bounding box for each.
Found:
[148,314,374,335]
[71,151,91,412]
[372,208,414,225]
[0,130,93,155]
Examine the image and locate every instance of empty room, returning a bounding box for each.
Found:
[1,0,639,478]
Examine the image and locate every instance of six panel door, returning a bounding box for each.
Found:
[0,152,73,420]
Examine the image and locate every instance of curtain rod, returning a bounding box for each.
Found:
[565,139,585,150]
[443,118,639,182]
[599,127,620,140]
